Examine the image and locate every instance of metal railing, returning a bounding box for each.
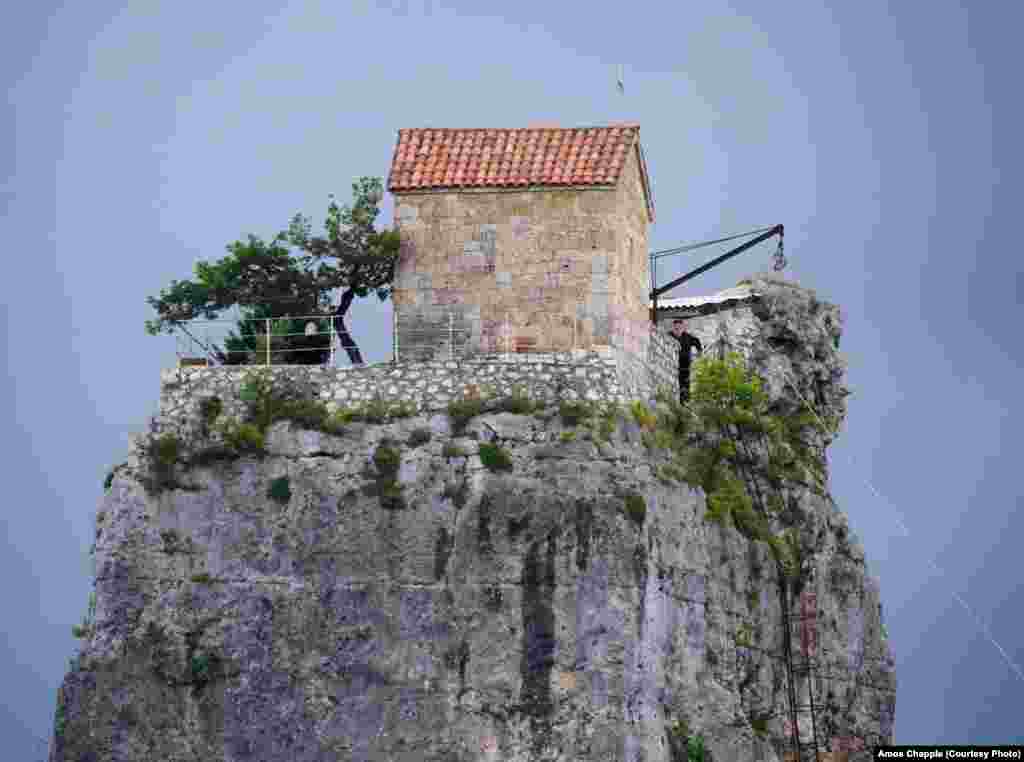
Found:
[393,309,587,364]
[170,305,618,368]
[173,314,348,368]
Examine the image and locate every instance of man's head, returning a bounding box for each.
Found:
[671,319,686,336]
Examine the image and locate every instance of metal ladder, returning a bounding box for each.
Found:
[780,584,823,762]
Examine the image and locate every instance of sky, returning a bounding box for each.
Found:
[3,0,1022,756]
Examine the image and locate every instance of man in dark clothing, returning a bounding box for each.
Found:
[670,318,703,403]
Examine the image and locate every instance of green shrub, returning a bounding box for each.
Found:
[559,400,593,427]
[747,587,760,610]
[320,411,348,436]
[705,475,751,527]
[276,398,329,430]
[333,395,418,424]
[622,491,646,526]
[630,400,657,429]
[408,427,432,447]
[560,430,577,443]
[220,421,265,453]
[267,476,292,505]
[151,433,182,465]
[72,624,90,638]
[750,712,769,735]
[140,433,183,492]
[597,406,618,441]
[669,718,689,739]
[54,696,66,739]
[190,573,213,585]
[198,396,223,427]
[497,386,536,414]
[442,441,465,458]
[365,394,394,422]
[645,428,680,452]
[103,469,115,490]
[656,462,686,484]
[447,393,487,432]
[388,399,418,419]
[687,734,707,761]
[373,440,402,479]
[379,482,406,511]
[238,370,280,431]
[370,440,405,509]
[190,653,212,685]
[734,623,754,648]
[478,442,513,472]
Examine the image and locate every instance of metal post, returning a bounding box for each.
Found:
[449,311,454,361]
[204,324,210,367]
[266,318,271,366]
[327,319,333,368]
[393,307,399,364]
[505,313,510,357]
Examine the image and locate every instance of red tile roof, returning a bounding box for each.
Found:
[387,125,654,221]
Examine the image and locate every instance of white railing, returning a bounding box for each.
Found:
[170,304,616,368]
[173,314,347,368]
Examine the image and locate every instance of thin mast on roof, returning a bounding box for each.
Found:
[616,64,625,94]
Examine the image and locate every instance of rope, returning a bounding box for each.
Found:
[651,226,776,261]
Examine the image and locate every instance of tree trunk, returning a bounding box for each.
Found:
[332,287,364,366]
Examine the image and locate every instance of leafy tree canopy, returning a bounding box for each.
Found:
[145,177,401,365]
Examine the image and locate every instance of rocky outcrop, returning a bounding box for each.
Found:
[50,276,893,761]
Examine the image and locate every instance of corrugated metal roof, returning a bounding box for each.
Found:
[650,284,760,311]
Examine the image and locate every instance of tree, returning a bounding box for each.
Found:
[145,178,401,366]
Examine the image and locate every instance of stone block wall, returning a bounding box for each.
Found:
[153,338,678,444]
[613,323,680,402]
[391,149,650,362]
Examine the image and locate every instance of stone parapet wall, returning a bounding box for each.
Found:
[612,324,680,402]
[154,344,681,442]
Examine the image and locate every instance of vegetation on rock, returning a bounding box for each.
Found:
[267,476,292,505]
[478,442,513,472]
[558,399,594,427]
[447,386,489,432]
[622,491,647,525]
[372,439,405,509]
[669,351,829,584]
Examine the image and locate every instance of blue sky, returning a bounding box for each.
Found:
[3,1,1022,756]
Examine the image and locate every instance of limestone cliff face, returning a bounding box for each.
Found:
[50,276,894,762]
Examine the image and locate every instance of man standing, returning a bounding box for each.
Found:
[670,318,703,403]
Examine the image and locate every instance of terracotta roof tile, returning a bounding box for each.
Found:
[387,124,654,220]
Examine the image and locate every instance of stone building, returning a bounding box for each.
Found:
[387,124,656,361]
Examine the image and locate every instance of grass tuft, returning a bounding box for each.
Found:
[478,442,513,472]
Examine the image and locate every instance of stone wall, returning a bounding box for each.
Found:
[614,323,680,403]
[154,342,679,444]
[391,148,650,360]
[664,304,763,364]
